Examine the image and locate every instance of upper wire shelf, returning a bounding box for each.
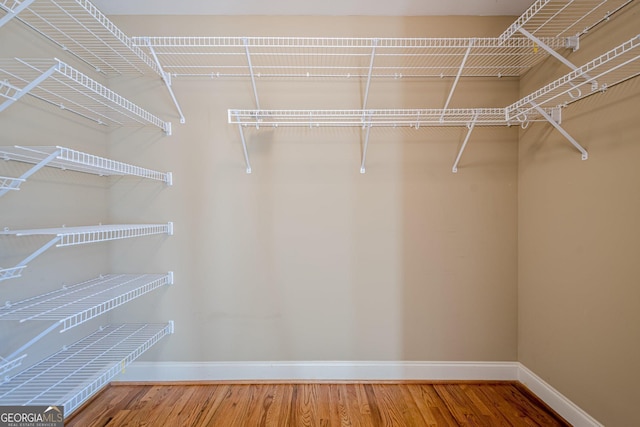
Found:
[134,36,566,79]
[0,0,161,77]
[499,0,635,42]
[507,34,640,120]
[228,107,556,127]
[0,322,173,415]
[0,145,172,197]
[0,58,171,134]
[0,273,173,331]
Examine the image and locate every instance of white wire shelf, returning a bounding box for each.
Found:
[134,36,567,79]
[0,175,24,190]
[499,0,634,42]
[0,223,173,283]
[0,145,172,196]
[228,107,556,128]
[0,322,173,415]
[0,273,173,331]
[0,223,173,247]
[0,0,161,77]
[507,34,640,120]
[0,58,171,134]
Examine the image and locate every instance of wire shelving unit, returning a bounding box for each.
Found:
[0,322,173,415]
[0,0,161,77]
[0,145,172,197]
[0,223,173,282]
[0,58,171,134]
[0,273,173,331]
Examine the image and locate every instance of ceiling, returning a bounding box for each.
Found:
[90,0,534,16]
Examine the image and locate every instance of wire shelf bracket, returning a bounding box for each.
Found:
[0,322,173,415]
[0,145,172,198]
[0,354,27,379]
[0,223,173,282]
[452,112,479,173]
[244,38,261,110]
[143,38,185,124]
[0,0,34,29]
[531,101,588,160]
[441,38,475,121]
[0,59,172,134]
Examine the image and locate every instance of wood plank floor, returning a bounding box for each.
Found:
[66,382,570,426]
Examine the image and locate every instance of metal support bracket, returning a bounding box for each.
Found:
[440,39,475,122]
[452,112,478,173]
[0,236,61,283]
[5,322,61,362]
[0,64,58,113]
[145,39,186,124]
[0,148,62,197]
[244,38,261,110]
[360,113,373,174]
[518,28,597,91]
[237,122,252,174]
[362,39,378,110]
[531,101,588,160]
[0,0,35,29]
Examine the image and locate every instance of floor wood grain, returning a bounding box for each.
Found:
[66,382,570,426]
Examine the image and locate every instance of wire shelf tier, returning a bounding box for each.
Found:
[507,34,640,120]
[134,36,567,79]
[0,0,160,77]
[0,145,172,186]
[0,273,173,331]
[0,223,173,247]
[0,322,173,415]
[229,107,557,127]
[0,58,171,133]
[499,0,635,42]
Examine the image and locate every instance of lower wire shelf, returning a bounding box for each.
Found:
[0,322,173,416]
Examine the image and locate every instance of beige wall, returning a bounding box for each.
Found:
[103,15,519,362]
[518,3,640,426]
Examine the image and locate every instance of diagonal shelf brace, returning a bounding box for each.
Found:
[244,38,261,110]
[0,236,61,283]
[518,28,596,90]
[360,114,373,174]
[531,101,588,160]
[145,38,185,124]
[452,112,478,173]
[236,122,252,174]
[5,322,61,362]
[362,39,378,110]
[440,39,475,122]
[0,149,61,197]
[0,63,58,113]
[0,0,35,29]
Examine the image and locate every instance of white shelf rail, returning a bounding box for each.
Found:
[0,273,173,331]
[228,107,558,174]
[507,35,640,119]
[0,354,27,378]
[0,145,172,197]
[0,58,171,134]
[499,0,634,42]
[134,36,566,79]
[0,322,173,415]
[0,223,173,282]
[0,0,160,77]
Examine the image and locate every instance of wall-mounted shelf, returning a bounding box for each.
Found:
[499,0,634,42]
[507,34,640,120]
[0,0,160,77]
[0,58,171,134]
[0,223,173,282]
[0,322,173,415]
[0,273,173,331]
[0,145,173,197]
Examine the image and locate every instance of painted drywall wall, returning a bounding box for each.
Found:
[104,15,519,363]
[518,3,640,426]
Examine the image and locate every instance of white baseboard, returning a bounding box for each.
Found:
[115,360,519,382]
[114,360,601,426]
[517,364,603,427]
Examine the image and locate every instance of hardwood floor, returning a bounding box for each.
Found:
[66,382,570,426]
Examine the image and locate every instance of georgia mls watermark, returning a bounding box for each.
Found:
[0,406,64,427]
